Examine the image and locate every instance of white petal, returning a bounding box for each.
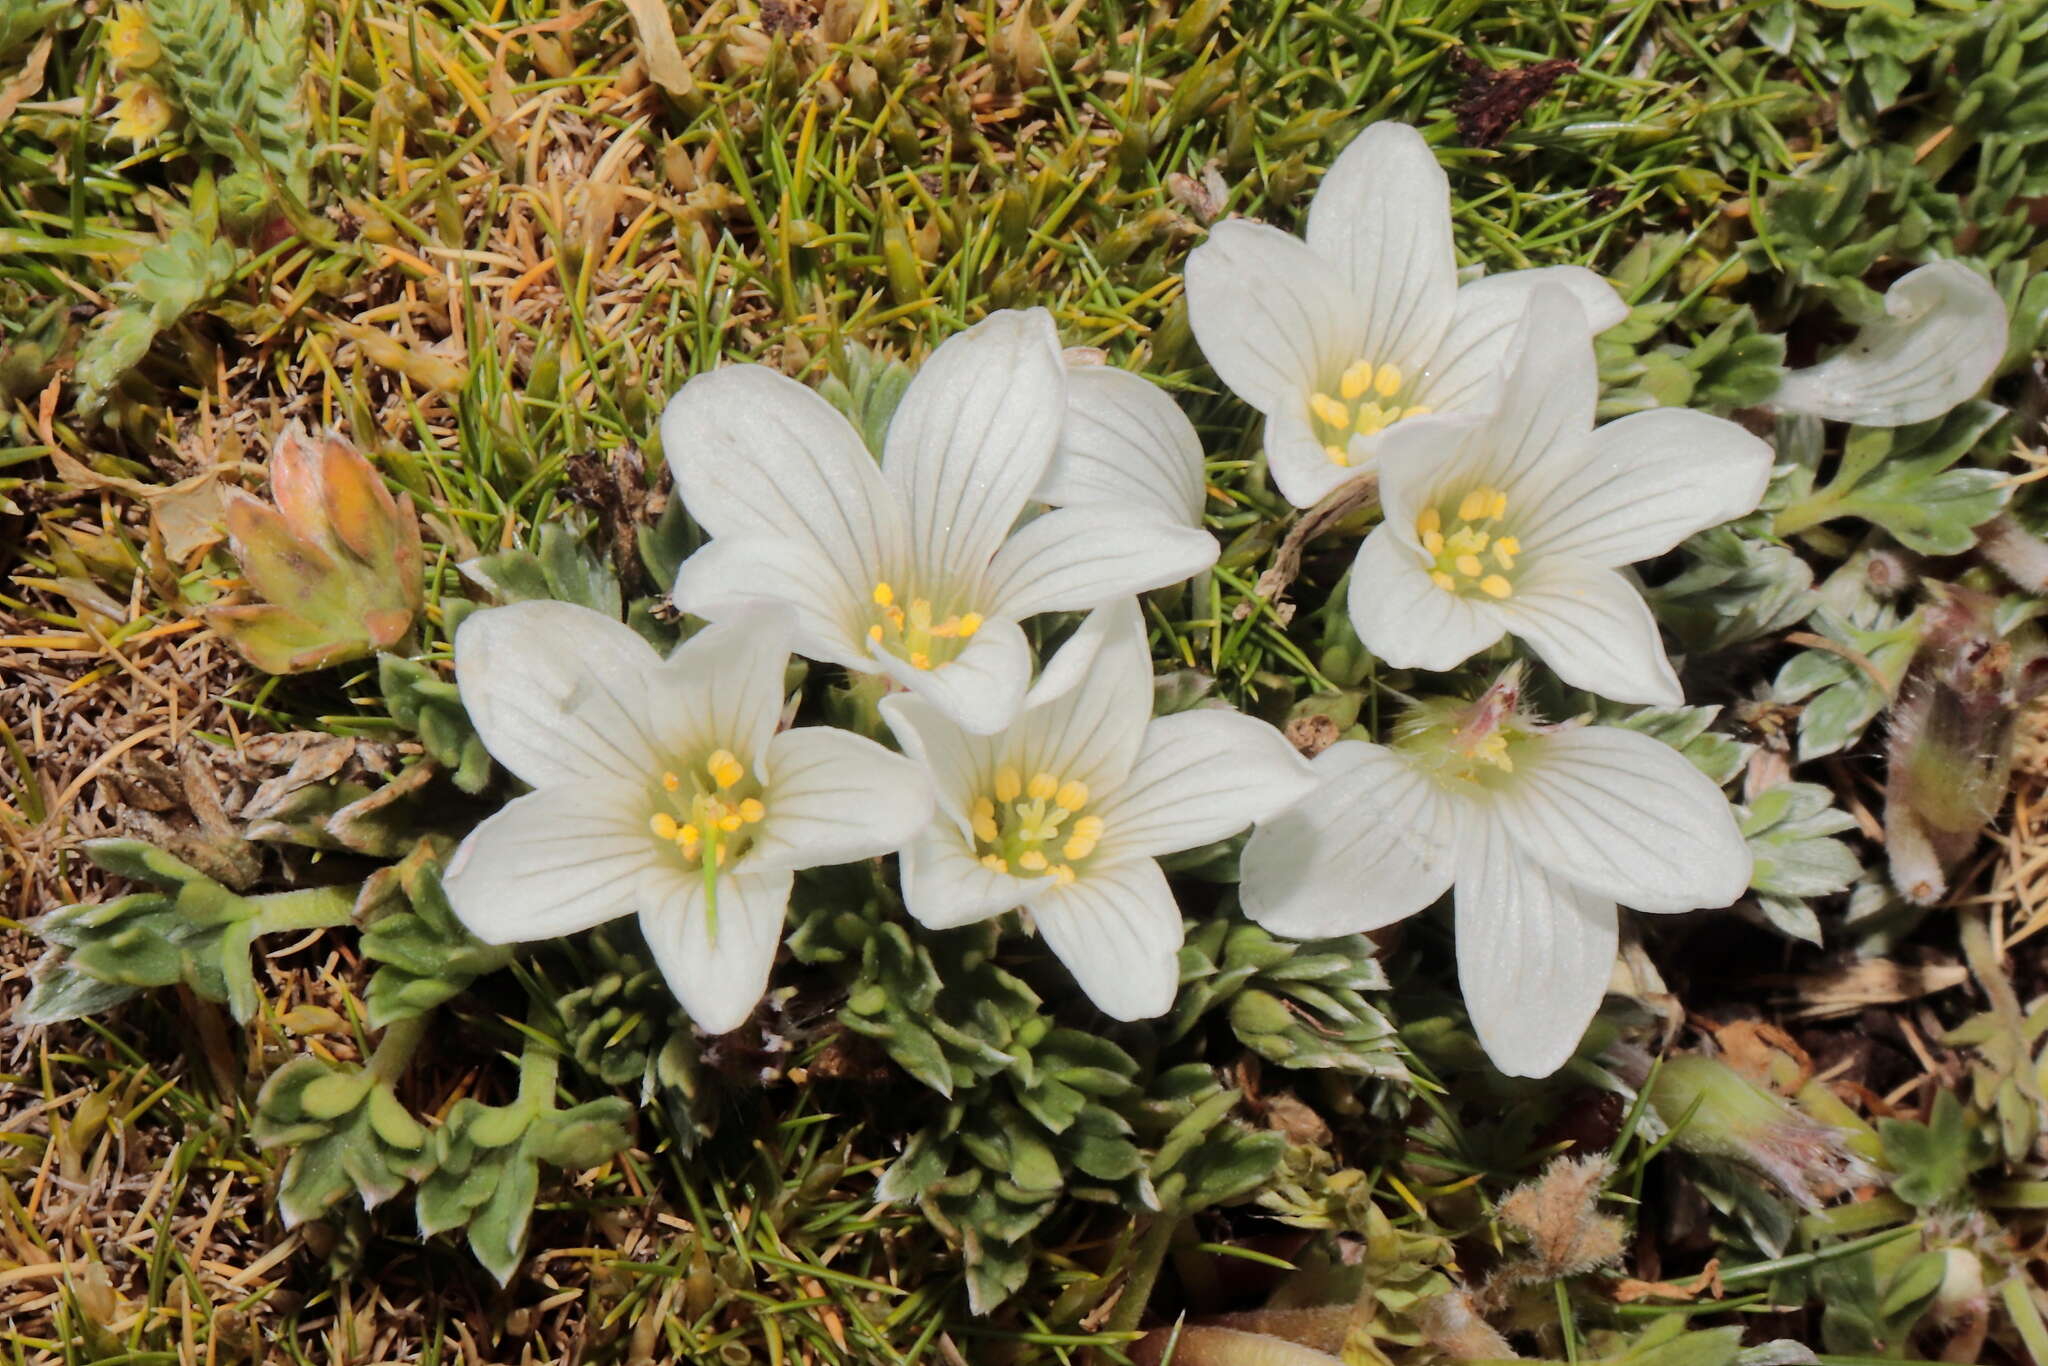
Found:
[1370,411,1491,547]
[671,534,870,669]
[880,693,999,834]
[1460,285,1598,500]
[872,614,1032,736]
[1265,396,1364,508]
[653,604,793,768]
[1415,266,1627,414]
[1305,121,1458,370]
[1518,408,1774,566]
[883,309,1068,579]
[1040,364,1206,527]
[1454,816,1618,1078]
[638,867,792,1034]
[898,820,1055,929]
[454,601,663,787]
[1771,261,2007,427]
[1029,857,1183,1020]
[1011,599,1155,797]
[981,506,1216,621]
[1344,525,1506,672]
[1184,219,1366,413]
[1097,710,1316,860]
[661,364,903,603]
[1491,725,1753,912]
[1240,741,1458,940]
[442,781,653,943]
[749,726,934,871]
[1501,560,1681,706]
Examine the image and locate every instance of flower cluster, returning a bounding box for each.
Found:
[442,123,2007,1077]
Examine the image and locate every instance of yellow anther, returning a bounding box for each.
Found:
[661,771,680,792]
[1493,540,1518,570]
[1455,554,1484,578]
[718,811,745,833]
[1479,574,1513,599]
[1404,405,1434,419]
[1309,392,1352,430]
[981,853,1010,873]
[1052,864,1077,886]
[1338,359,1377,401]
[650,812,679,840]
[1457,488,1492,523]
[872,581,895,607]
[909,651,932,670]
[1373,363,1402,398]
[707,750,744,789]
[995,766,1022,802]
[1061,834,1097,862]
[1055,780,1089,812]
[1489,489,1509,520]
[887,605,906,629]
[677,823,701,850]
[1017,850,1049,872]
[739,798,766,823]
[1416,507,1441,536]
[972,797,999,844]
[956,612,983,637]
[1430,570,1457,592]
[1027,772,1059,803]
[1324,444,1351,467]
[1071,815,1105,843]
[1421,529,1446,556]
[867,624,884,643]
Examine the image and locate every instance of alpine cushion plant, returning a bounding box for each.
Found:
[660,309,1220,735]
[440,600,933,1033]
[1182,120,1629,509]
[1240,666,1754,1078]
[882,601,1317,1020]
[1350,286,1775,706]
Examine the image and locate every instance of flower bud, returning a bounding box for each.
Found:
[1647,1054,1874,1209]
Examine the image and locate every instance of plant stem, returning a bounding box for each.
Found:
[1105,1212,1182,1339]
[517,1032,561,1107]
[367,1013,430,1086]
[251,883,358,934]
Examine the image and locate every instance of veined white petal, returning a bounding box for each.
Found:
[1305,121,1459,371]
[1517,408,1774,566]
[1097,710,1316,860]
[872,614,1032,736]
[981,505,1216,621]
[638,866,792,1034]
[443,780,655,943]
[1771,261,2007,427]
[1501,560,1682,706]
[749,726,934,871]
[880,693,1001,834]
[1414,266,1626,415]
[899,820,1057,929]
[1011,599,1155,797]
[671,534,871,670]
[1493,725,1753,912]
[1345,525,1507,672]
[1266,397,1366,509]
[454,601,664,787]
[1184,219,1367,414]
[661,365,903,602]
[1459,285,1598,501]
[883,309,1068,579]
[1454,816,1618,1079]
[652,605,793,770]
[1371,412,1492,552]
[1029,856,1183,1020]
[1240,741,1459,940]
[1040,365,1206,527]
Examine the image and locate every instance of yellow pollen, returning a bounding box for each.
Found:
[1373,363,1403,398]
[1457,488,1492,523]
[956,612,982,637]
[1061,834,1097,861]
[1416,507,1441,535]
[867,624,884,643]
[1027,772,1059,803]
[739,798,765,823]
[972,797,999,844]
[1479,574,1513,599]
[981,854,1010,873]
[1430,570,1457,591]
[1421,529,1445,556]
[909,651,932,670]
[1489,490,1509,520]
[677,823,701,851]
[1338,359,1377,401]
[650,812,679,840]
[661,771,680,792]
[1455,553,1484,578]
[1052,864,1076,885]
[1309,392,1351,430]
[1324,443,1350,466]
[1405,405,1433,419]
[995,766,1022,802]
[1071,815,1105,842]
[1494,541,1518,570]
[1354,401,1389,436]
[707,750,744,789]
[872,581,895,607]
[1017,850,1049,872]
[1055,780,1089,812]
[718,811,744,833]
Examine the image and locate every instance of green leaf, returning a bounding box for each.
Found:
[1878,1089,1995,1209]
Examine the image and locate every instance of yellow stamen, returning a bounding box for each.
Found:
[1355,401,1390,436]
[872,581,895,606]
[1479,574,1513,599]
[1062,835,1097,861]
[677,823,701,851]
[972,797,999,844]
[707,750,744,789]
[867,623,884,643]
[1374,362,1403,398]
[661,771,681,792]
[717,810,744,833]
[1421,530,1445,556]
[1017,850,1049,872]
[1489,490,1508,520]
[1455,554,1484,578]
[956,612,983,637]
[1404,405,1433,419]
[1457,488,1491,523]
[995,766,1022,802]
[1027,772,1059,802]
[650,812,679,840]
[1052,864,1076,885]
[1430,570,1457,592]
[1055,780,1089,812]
[1309,392,1351,430]
[1416,507,1442,536]
[1339,359,1377,401]
[1071,815,1105,842]
[739,798,765,823]
[981,854,1010,873]
[1494,540,1518,570]
[1324,443,1350,467]
[909,651,932,670]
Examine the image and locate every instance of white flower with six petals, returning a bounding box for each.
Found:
[883,602,1317,1020]
[441,600,934,1033]
[1184,120,1628,508]
[1240,668,1753,1078]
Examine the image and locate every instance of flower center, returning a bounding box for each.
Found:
[969,765,1104,884]
[647,749,767,870]
[867,580,983,672]
[1309,360,1436,467]
[1416,484,1519,600]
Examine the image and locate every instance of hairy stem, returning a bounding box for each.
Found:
[251,883,358,934]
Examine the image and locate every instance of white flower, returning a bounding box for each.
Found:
[1183,121,1629,509]
[1240,669,1752,1078]
[1350,286,1774,706]
[662,309,1219,736]
[440,600,933,1034]
[882,601,1316,1021]
[1769,261,2007,428]
[1038,358,1207,529]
